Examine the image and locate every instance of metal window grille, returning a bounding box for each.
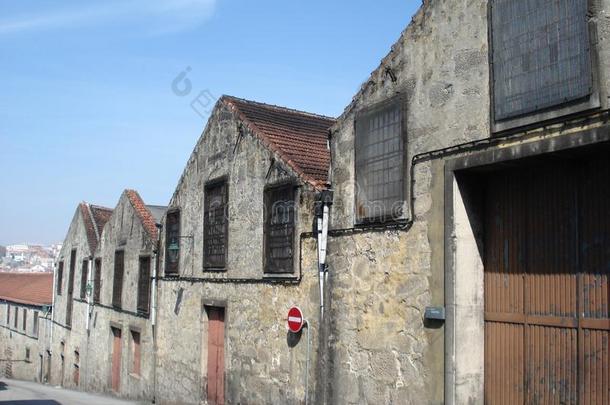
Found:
[204,182,228,269]
[491,0,592,120]
[137,257,151,316]
[264,185,296,274]
[79,260,88,300]
[112,251,124,309]
[93,259,102,304]
[355,98,405,222]
[165,210,181,275]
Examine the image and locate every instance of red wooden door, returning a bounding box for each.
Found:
[111,327,122,392]
[207,307,225,405]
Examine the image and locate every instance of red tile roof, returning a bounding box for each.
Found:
[222,96,336,189]
[80,203,113,254]
[0,272,53,306]
[125,190,163,242]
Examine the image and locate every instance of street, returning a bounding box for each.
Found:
[0,378,140,405]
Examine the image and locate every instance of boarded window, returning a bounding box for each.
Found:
[56,261,64,295]
[80,260,88,300]
[137,256,151,316]
[491,0,592,120]
[264,185,296,274]
[131,330,141,376]
[93,258,102,304]
[112,251,125,309]
[66,249,76,327]
[355,97,405,223]
[32,311,39,338]
[165,210,181,275]
[204,181,228,269]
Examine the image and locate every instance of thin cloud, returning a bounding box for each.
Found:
[0,0,218,35]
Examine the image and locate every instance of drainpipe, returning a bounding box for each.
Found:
[315,190,332,320]
[152,223,162,404]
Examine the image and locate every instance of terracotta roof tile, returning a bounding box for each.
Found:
[125,190,166,242]
[80,203,113,254]
[0,272,53,306]
[222,96,336,189]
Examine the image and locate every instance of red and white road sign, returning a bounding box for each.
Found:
[287,306,305,333]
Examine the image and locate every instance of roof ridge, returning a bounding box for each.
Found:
[89,204,113,211]
[124,189,160,242]
[85,203,102,242]
[221,95,336,122]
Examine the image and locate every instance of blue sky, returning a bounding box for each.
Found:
[0,0,419,245]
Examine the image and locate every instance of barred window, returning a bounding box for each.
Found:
[93,259,102,304]
[137,256,151,316]
[165,210,181,275]
[112,250,124,309]
[491,0,592,120]
[56,261,64,295]
[355,97,405,223]
[79,260,88,300]
[264,184,296,274]
[204,181,228,269]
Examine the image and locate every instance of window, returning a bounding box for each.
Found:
[56,261,64,295]
[264,184,296,274]
[13,307,18,328]
[66,249,76,327]
[112,251,125,309]
[204,181,228,269]
[355,96,405,223]
[131,330,141,376]
[22,308,27,331]
[491,0,592,120]
[6,304,10,325]
[165,210,181,275]
[137,257,151,316]
[80,260,89,300]
[93,258,102,304]
[25,347,30,362]
[33,311,39,338]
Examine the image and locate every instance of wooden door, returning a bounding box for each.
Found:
[111,327,122,392]
[484,157,610,404]
[207,307,225,405]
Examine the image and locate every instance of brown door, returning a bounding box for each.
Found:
[207,307,225,405]
[484,157,610,404]
[111,327,122,392]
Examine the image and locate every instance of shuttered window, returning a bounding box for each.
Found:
[80,260,88,300]
[491,0,592,120]
[112,251,125,309]
[355,96,405,223]
[57,261,64,295]
[204,181,228,269]
[66,249,76,327]
[137,256,151,316]
[165,210,181,275]
[264,185,296,274]
[93,258,102,304]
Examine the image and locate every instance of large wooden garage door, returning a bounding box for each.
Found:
[484,157,610,404]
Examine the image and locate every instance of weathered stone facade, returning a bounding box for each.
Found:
[154,97,332,405]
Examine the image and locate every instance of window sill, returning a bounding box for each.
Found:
[262,273,298,281]
[203,267,227,273]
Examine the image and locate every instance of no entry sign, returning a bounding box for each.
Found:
[287,306,305,333]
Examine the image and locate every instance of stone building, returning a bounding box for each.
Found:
[48,192,165,402]
[154,95,335,405]
[0,272,53,382]
[323,0,610,403]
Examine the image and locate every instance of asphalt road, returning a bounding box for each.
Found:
[0,378,140,405]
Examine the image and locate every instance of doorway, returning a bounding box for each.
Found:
[111,327,122,392]
[205,306,225,405]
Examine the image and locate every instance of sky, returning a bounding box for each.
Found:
[0,0,420,245]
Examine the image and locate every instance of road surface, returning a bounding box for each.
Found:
[0,378,141,405]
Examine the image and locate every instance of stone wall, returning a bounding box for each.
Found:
[155,101,322,405]
[0,301,52,383]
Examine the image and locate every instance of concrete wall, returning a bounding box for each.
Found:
[155,101,321,405]
[0,301,51,383]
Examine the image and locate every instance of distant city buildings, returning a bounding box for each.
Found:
[0,244,61,273]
